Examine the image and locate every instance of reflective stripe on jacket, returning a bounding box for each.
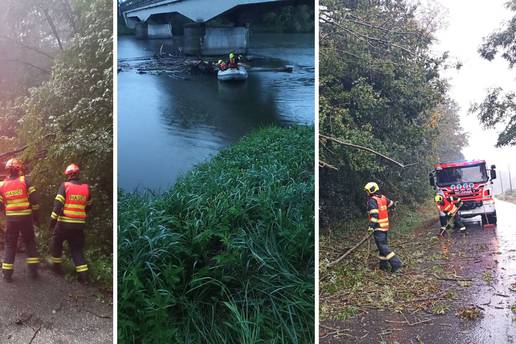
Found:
[58,182,90,224]
[369,195,390,231]
[0,176,32,217]
[437,197,459,215]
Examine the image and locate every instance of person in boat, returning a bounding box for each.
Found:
[217,60,228,71]
[227,52,239,69]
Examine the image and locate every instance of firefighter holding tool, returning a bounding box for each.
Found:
[364,182,402,273]
[434,194,465,236]
[49,163,91,283]
[0,158,41,282]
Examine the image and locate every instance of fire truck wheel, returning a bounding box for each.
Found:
[487,213,497,225]
[481,213,497,226]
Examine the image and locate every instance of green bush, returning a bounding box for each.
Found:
[118,126,314,343]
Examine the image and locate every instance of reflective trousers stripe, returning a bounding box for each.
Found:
[379,252,396,260]
[51,256,63,263]
[2,263,13,270]
[26,257,40,264]
[76,264,88,273]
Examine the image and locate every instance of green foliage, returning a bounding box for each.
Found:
[118,126,314,343]
[253,5,315,33]
[473,0,516,146]
[14,0,112,285]
[319,0,466,228]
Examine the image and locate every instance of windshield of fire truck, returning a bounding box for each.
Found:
[436,164,488,186]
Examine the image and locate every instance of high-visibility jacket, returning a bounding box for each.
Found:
[0,176,36,217]
[52,180,90,224]
[437,196,461,216]
[368,195,392,231]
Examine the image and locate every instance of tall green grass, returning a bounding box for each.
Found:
[118,126,314,343]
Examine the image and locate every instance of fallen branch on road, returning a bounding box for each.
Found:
[432,273,473,282]
[83,308,112,319]
[29,326,41,344]
[328,232,373,268]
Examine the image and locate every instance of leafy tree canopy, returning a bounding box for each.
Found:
[319,0,467,228]
[472,0,516,147]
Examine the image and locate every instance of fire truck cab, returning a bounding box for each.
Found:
[429,160,497,226]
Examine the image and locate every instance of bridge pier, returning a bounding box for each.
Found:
[135,22,148,39]
[148,23,173,39]
[202,26,248,56]
[183,24,249,56]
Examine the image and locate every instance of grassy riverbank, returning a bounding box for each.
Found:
[118,126,314,343]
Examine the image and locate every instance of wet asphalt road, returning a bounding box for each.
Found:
[0,251,112,343]
[321,199,516,344]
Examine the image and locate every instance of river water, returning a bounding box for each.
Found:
[118,33,314,191]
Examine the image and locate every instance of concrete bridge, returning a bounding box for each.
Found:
[119,0,297,55]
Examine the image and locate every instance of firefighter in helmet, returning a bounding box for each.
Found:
[0,158,40,282]
[49,164,91,283]
[227,52,239,69]
[364,182,402,272]
[434,194,465,235]
[217,59,228,71]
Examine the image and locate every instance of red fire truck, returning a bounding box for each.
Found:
[429,160,497,225]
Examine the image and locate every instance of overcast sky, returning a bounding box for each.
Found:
[425,0,515,184]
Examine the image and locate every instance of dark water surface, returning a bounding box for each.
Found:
[118,33,314,191]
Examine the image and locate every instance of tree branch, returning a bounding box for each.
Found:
[0,35,55,60]
[328,232,373,268]
[42,8,64,51]
[0,59,51,74]
[320,133,417,168]
[320,160,338,170]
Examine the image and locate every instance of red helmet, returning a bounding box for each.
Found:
[64,163,80,176]
[5,158,23,173]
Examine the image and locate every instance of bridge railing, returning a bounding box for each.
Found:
[119,0,165,12]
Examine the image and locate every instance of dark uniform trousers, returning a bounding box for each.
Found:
[374,231,402,271]
[3,217,39,277]
[50,222,88,278]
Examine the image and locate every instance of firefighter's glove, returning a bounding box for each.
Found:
[367,227,374,235]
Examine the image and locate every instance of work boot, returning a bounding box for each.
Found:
[390,258,403,273]
[78,272,89,285]
[52,264,64,275]
[459,226,466,232]
[379,261,389,272]
[29,267,39,280]
[3,272,13,283]
[391,266,403,273]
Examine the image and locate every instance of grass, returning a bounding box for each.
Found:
[498,190,516,205]
[118,126,314,343]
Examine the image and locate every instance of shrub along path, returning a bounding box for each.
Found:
[0,251,112,344]
[320,200,516,343]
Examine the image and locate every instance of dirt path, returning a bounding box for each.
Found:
[0,251,112,344]
[321,200,516,344]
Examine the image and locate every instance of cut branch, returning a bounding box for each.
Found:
[328,232,373,268]
[320,160,338,170]
[320,133,417,168]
